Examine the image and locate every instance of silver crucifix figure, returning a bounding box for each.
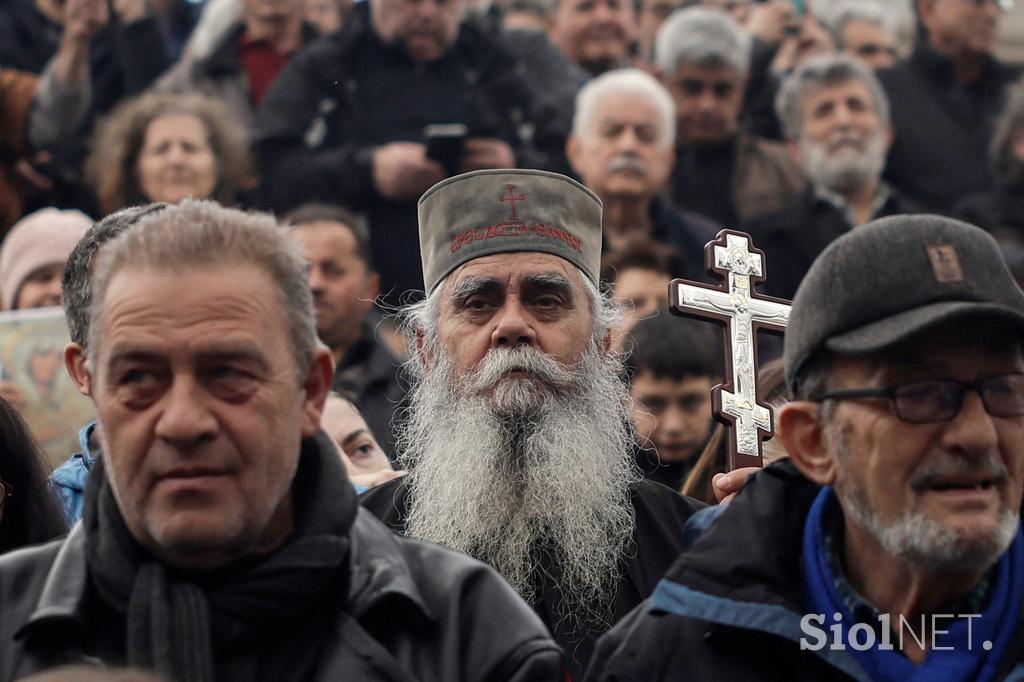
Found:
[669,230,792,470]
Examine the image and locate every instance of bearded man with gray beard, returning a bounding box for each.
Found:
[745,53,921,300]
[360,169,705,679]
[589,215,1024,682]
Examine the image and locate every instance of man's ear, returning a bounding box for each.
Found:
[300,345,335,437]
[776,401,838,486]
[64,342,92,396]
[785,138,801,166]
[566,133,583,177]
[366,271,381,302]
[414,328,433,372]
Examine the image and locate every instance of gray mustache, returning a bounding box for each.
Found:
[607,156,649,175]
[468,347,576,392]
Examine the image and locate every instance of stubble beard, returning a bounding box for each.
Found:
[830,424,1019,574]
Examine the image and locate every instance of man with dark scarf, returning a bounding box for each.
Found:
[589,215,1024,681]
[360,169,705,679]
[0,199,564,682]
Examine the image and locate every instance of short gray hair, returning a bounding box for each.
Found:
[572,68,676,148]
[62,203,170,347]
[826,0,896,49]
[775,53,891,141]
[89,200,318,375]
[654,6,751,77]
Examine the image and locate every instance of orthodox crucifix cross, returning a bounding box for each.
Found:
[499,185,526,222]
[669,230,792,470]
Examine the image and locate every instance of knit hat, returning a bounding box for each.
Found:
[0,208,92,310]
[417,169,603,292]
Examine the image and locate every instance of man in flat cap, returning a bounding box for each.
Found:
[360,168,705,678]
[587,214,1024,680]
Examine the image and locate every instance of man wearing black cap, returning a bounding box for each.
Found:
[360,168,705,679]
[587,214,1024,681]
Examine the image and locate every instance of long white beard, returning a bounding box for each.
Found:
[397,343,641,627]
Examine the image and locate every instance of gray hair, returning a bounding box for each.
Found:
[826,0,896,48]
[89,200,318,375]
[654,6,751,76]
[775,53,891,141]
[991,82,1024,188]
[62,203,170,347]
[400,269,622,374]
[572,68,676,148]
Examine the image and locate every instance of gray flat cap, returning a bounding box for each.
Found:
[417,169,603,292]
[784,214,1024,391]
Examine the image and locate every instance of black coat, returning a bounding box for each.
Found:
[252,4,538,304]
[743,185,919,300]
[586,461,1024,681]
[360,476,705,680]
[0,439,564,682]
[332,322,408,461]
[878,43,1020,214]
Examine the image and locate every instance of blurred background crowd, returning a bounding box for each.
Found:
[2,0,1023,516]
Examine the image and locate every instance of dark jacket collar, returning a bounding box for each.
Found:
[910,39,1009,92]
[17,444,435,643]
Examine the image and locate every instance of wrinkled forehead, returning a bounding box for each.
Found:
[442,252,588,298]
[832,324,1024,386]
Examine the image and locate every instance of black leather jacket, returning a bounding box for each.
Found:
[0,509,563,680]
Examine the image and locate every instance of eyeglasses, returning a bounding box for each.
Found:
[814,373,1024,424]
[0,479,11,511]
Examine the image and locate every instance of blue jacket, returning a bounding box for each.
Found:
[586,461,1024,682]
[48,422,97,527]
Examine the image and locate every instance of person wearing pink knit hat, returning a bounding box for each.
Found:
[0,208,91,311]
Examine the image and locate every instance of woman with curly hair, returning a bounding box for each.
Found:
[0,395,67,553]
[85,91,254,214]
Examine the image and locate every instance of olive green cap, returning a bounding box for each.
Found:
[417,169,603,292]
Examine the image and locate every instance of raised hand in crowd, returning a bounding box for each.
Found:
[51,0,108,87]
[110,0,148,23]
[744,0,797,47]
[458,137,516,174]
[372,142,446,201]
[771,10,834,75]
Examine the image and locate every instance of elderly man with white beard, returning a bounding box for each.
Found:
[744,53,920,300]
[589,215,1024,681]
[360,168,706,679]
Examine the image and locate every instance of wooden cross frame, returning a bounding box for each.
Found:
[669,230,792,470]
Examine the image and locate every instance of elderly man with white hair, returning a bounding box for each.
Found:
[360,168,706,679]
[746,53,919,299]
[566,68,718,277]
[655,6,805,227]
[827,0,899,70]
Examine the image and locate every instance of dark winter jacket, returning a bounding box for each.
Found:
[670,133,806,228]
[252,3,537,304]
[585,460,1024,681]
[878,43,1020,213]
[332,321,408,461]
[744,185,919,299]
[0,435,564,682]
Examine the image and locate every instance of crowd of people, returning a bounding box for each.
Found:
[3,0,1024,680]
